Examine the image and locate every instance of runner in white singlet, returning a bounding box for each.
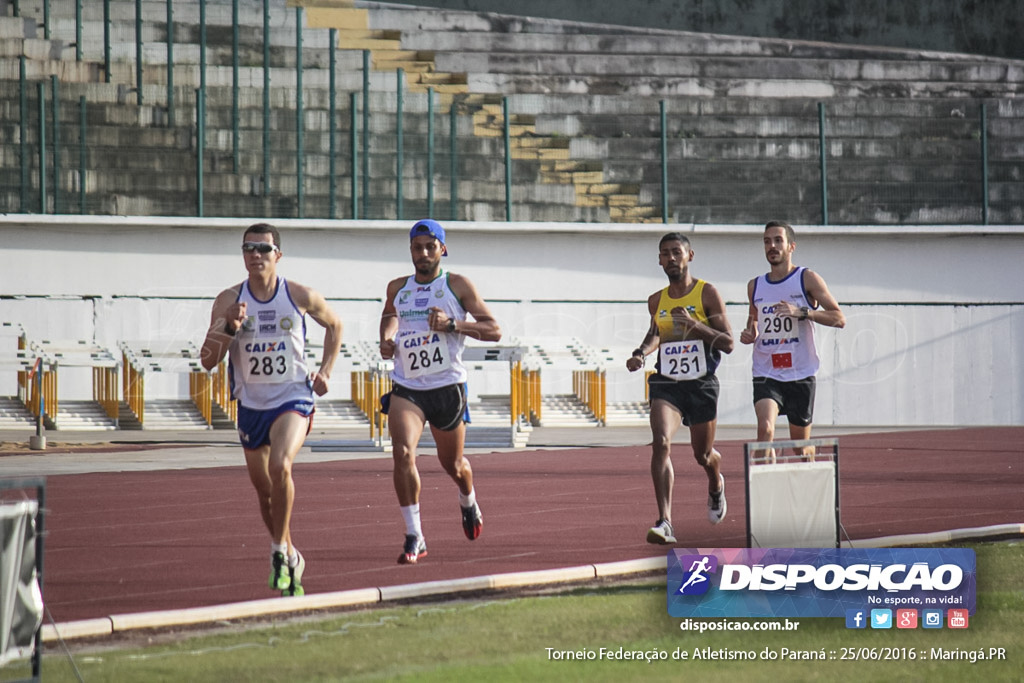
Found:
[378,220,502,565]
[201,223,343,597]
[740,221,846,460]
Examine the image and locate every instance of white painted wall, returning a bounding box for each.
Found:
[1,216,1022,425]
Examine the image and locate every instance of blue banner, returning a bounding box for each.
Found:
[667,548,975,618]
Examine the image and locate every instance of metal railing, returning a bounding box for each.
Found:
[19,338,119,428]
[573,368,606,426]
[120,340,216,427]
[351,367,390,443]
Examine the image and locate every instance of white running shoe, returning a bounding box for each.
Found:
[707,474,727,525]
[646,519,677,545]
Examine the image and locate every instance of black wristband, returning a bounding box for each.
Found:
[224,322,238,336]
[632,348,644,358]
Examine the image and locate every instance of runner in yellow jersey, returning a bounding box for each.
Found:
[626,232,734,544]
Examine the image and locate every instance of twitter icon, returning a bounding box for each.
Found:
[870,609,893,629]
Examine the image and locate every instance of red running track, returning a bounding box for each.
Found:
[36,427,1024,623]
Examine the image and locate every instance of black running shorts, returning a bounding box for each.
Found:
[386,382,469,432]
[752,375,816,427]
[647,373,719,426]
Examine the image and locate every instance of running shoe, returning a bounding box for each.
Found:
[398,534,428,565]
[646,519,676,545]
[707,474,727,525]
[282,550,305,597]
[268,550,291,591]
[461,502,483,540]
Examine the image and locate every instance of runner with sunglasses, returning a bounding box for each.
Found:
[201,223,343,596]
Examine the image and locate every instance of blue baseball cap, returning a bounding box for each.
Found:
[410,219,447,255]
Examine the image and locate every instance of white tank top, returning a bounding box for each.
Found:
[750,267,819,380]
[390,271,468,390]
[228,278,312,408]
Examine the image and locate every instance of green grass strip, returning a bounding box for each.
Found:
[10,542,1023,683]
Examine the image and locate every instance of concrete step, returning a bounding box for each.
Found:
[465,396,515,428]
[506,92,1024,118]
[538,112,984,140]
[311,399,370,429]
[49,400,117,431]
[605,401,650,427]
[130,399,210,430]
[355,2,719,38]
[396,28,1022,64]
[0,396,36,428]
[437,51,1024,86]
[468,72,1024,99]
[538,395,600,427]
[418,425,530,449]
[570,137,983,163]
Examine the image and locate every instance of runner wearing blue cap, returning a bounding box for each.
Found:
[379,220,503,564]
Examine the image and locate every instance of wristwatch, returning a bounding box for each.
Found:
[446,318,457,333]
[798,306,810,320]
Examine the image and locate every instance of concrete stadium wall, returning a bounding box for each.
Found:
[376,0,1024,60]
[1,215,1022,426]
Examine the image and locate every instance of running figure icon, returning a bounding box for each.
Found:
[679,556,713,593]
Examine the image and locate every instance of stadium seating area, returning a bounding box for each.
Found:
[1,0,1022,223]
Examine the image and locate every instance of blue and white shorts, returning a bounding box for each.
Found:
[236,399,314,449]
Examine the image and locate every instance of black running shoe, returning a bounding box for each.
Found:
[461,502,483,540]
[268,550,291,591]
[398,534,427,564]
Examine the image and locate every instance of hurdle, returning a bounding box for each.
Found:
[0,476,45,682]
[743,438,841,548]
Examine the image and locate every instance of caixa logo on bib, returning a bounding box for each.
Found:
[667,548,975,618]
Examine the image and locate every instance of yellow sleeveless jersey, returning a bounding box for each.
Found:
[654,280,721,378]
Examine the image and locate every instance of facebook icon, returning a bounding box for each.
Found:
[845,609,867,629]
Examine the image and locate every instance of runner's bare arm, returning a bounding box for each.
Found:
[801,269,846,328]
[696,282,735,353]
[200,286,244,371]
[429,274,502,342]
[378,277,405,360]
[626,293,662,372]
[739,278,759,345]
[290,282,344,396]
